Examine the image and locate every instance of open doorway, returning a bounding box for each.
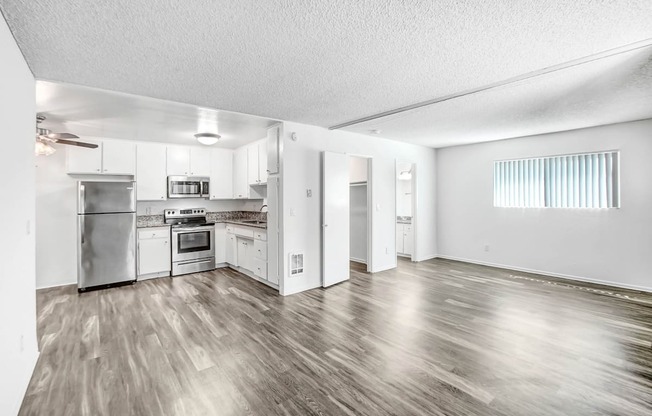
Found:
[349,155,371,273]
[396,161,416,262]
[321,152,372,287]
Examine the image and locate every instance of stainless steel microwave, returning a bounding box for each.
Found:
[167,176,210,199]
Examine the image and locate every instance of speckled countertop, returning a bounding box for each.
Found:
[137,211,267,229]
[224,220,267,229]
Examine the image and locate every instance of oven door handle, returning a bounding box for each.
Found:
[172,227,214,233]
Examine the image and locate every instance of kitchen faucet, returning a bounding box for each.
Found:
[259,204,268,212]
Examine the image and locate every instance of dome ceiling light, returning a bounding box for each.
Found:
[195,132,221,146]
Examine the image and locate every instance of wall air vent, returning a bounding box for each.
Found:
[289,252,304,276]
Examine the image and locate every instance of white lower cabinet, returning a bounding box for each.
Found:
[253,258,267,280]
[396,223,413,256]
[226,225,274,286]
[226,232,237,265]
[137,227,171,278]
[254,230,271,283]
[237,237,254,272]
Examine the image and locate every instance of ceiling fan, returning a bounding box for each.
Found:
[35,115,98,155]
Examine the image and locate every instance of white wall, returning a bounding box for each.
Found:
[349,156,368,183]
[0,16,39,416]
[279,122,437,295]
[437,119,652,291]
[35,146,257,289]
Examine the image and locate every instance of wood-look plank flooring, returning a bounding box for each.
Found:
[20,258,652,415]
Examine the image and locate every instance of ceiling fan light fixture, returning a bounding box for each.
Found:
[195,132,221,146]
[35,140,56,156]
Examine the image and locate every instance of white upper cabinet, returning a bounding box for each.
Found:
[267,124,280,175]
[209,148,233,199]
[166,146,190,176]
[247,143,259,185]
[67,138,135,175]
[136,143,167,201]
[258,140,268,184]
[233,146,249,199]
[102,141,136,175]
[189,147,211,176]
[247,139,268,185]
[167,146,211,176]
[66,138,103,174]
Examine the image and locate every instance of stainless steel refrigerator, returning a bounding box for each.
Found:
[77,181,137,291]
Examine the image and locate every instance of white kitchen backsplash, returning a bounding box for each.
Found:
[136,199,261,215]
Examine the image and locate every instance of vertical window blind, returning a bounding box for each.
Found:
[494,151,620,208]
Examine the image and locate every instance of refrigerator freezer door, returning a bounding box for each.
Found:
[78,181,136,214]
[78,213,136,289]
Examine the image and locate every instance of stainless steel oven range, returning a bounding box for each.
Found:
[165,208,215,276]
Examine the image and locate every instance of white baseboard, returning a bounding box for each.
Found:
[350,258,367,264]
[137,271,170,281]
[36,279,76,290]
[435,254,652,293]
[370,263,396,274]
[228,265,279,290]
[415,253,438,262]
[281,281,321,296]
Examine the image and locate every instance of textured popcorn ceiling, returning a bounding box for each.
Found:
[346,45,652,147]
[2,0,652,147]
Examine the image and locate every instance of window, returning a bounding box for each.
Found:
[494,151,620,208]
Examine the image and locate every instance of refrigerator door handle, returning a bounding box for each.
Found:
[78,184,86,214]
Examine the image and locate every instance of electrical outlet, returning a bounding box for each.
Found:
[385,247,389,254]
[20,335,24,352]
[484,245,490,252]
[306,189,312,197]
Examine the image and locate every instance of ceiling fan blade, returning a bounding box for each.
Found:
[47,132,79,139]
[55,139,99,149]
[38,135,56,143]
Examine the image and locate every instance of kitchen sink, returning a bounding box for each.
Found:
[241,220,267,225]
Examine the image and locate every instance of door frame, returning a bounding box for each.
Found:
[346,154,373,273]
[395,160,417,262]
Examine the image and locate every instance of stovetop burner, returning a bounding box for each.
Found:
[164,208,210,226]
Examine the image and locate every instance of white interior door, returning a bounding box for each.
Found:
[322,151,350,287]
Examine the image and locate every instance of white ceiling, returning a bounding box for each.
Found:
[346,44,652,147]
[2,0,652,148]
[36,81,278,148]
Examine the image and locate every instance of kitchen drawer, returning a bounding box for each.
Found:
[254,230,267,241]
[404,225,412,233]
[233,226,255,238]
[254,239,267,260]
[253,258,267,280]
[138,227,170,239]
[226,225,234,234]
